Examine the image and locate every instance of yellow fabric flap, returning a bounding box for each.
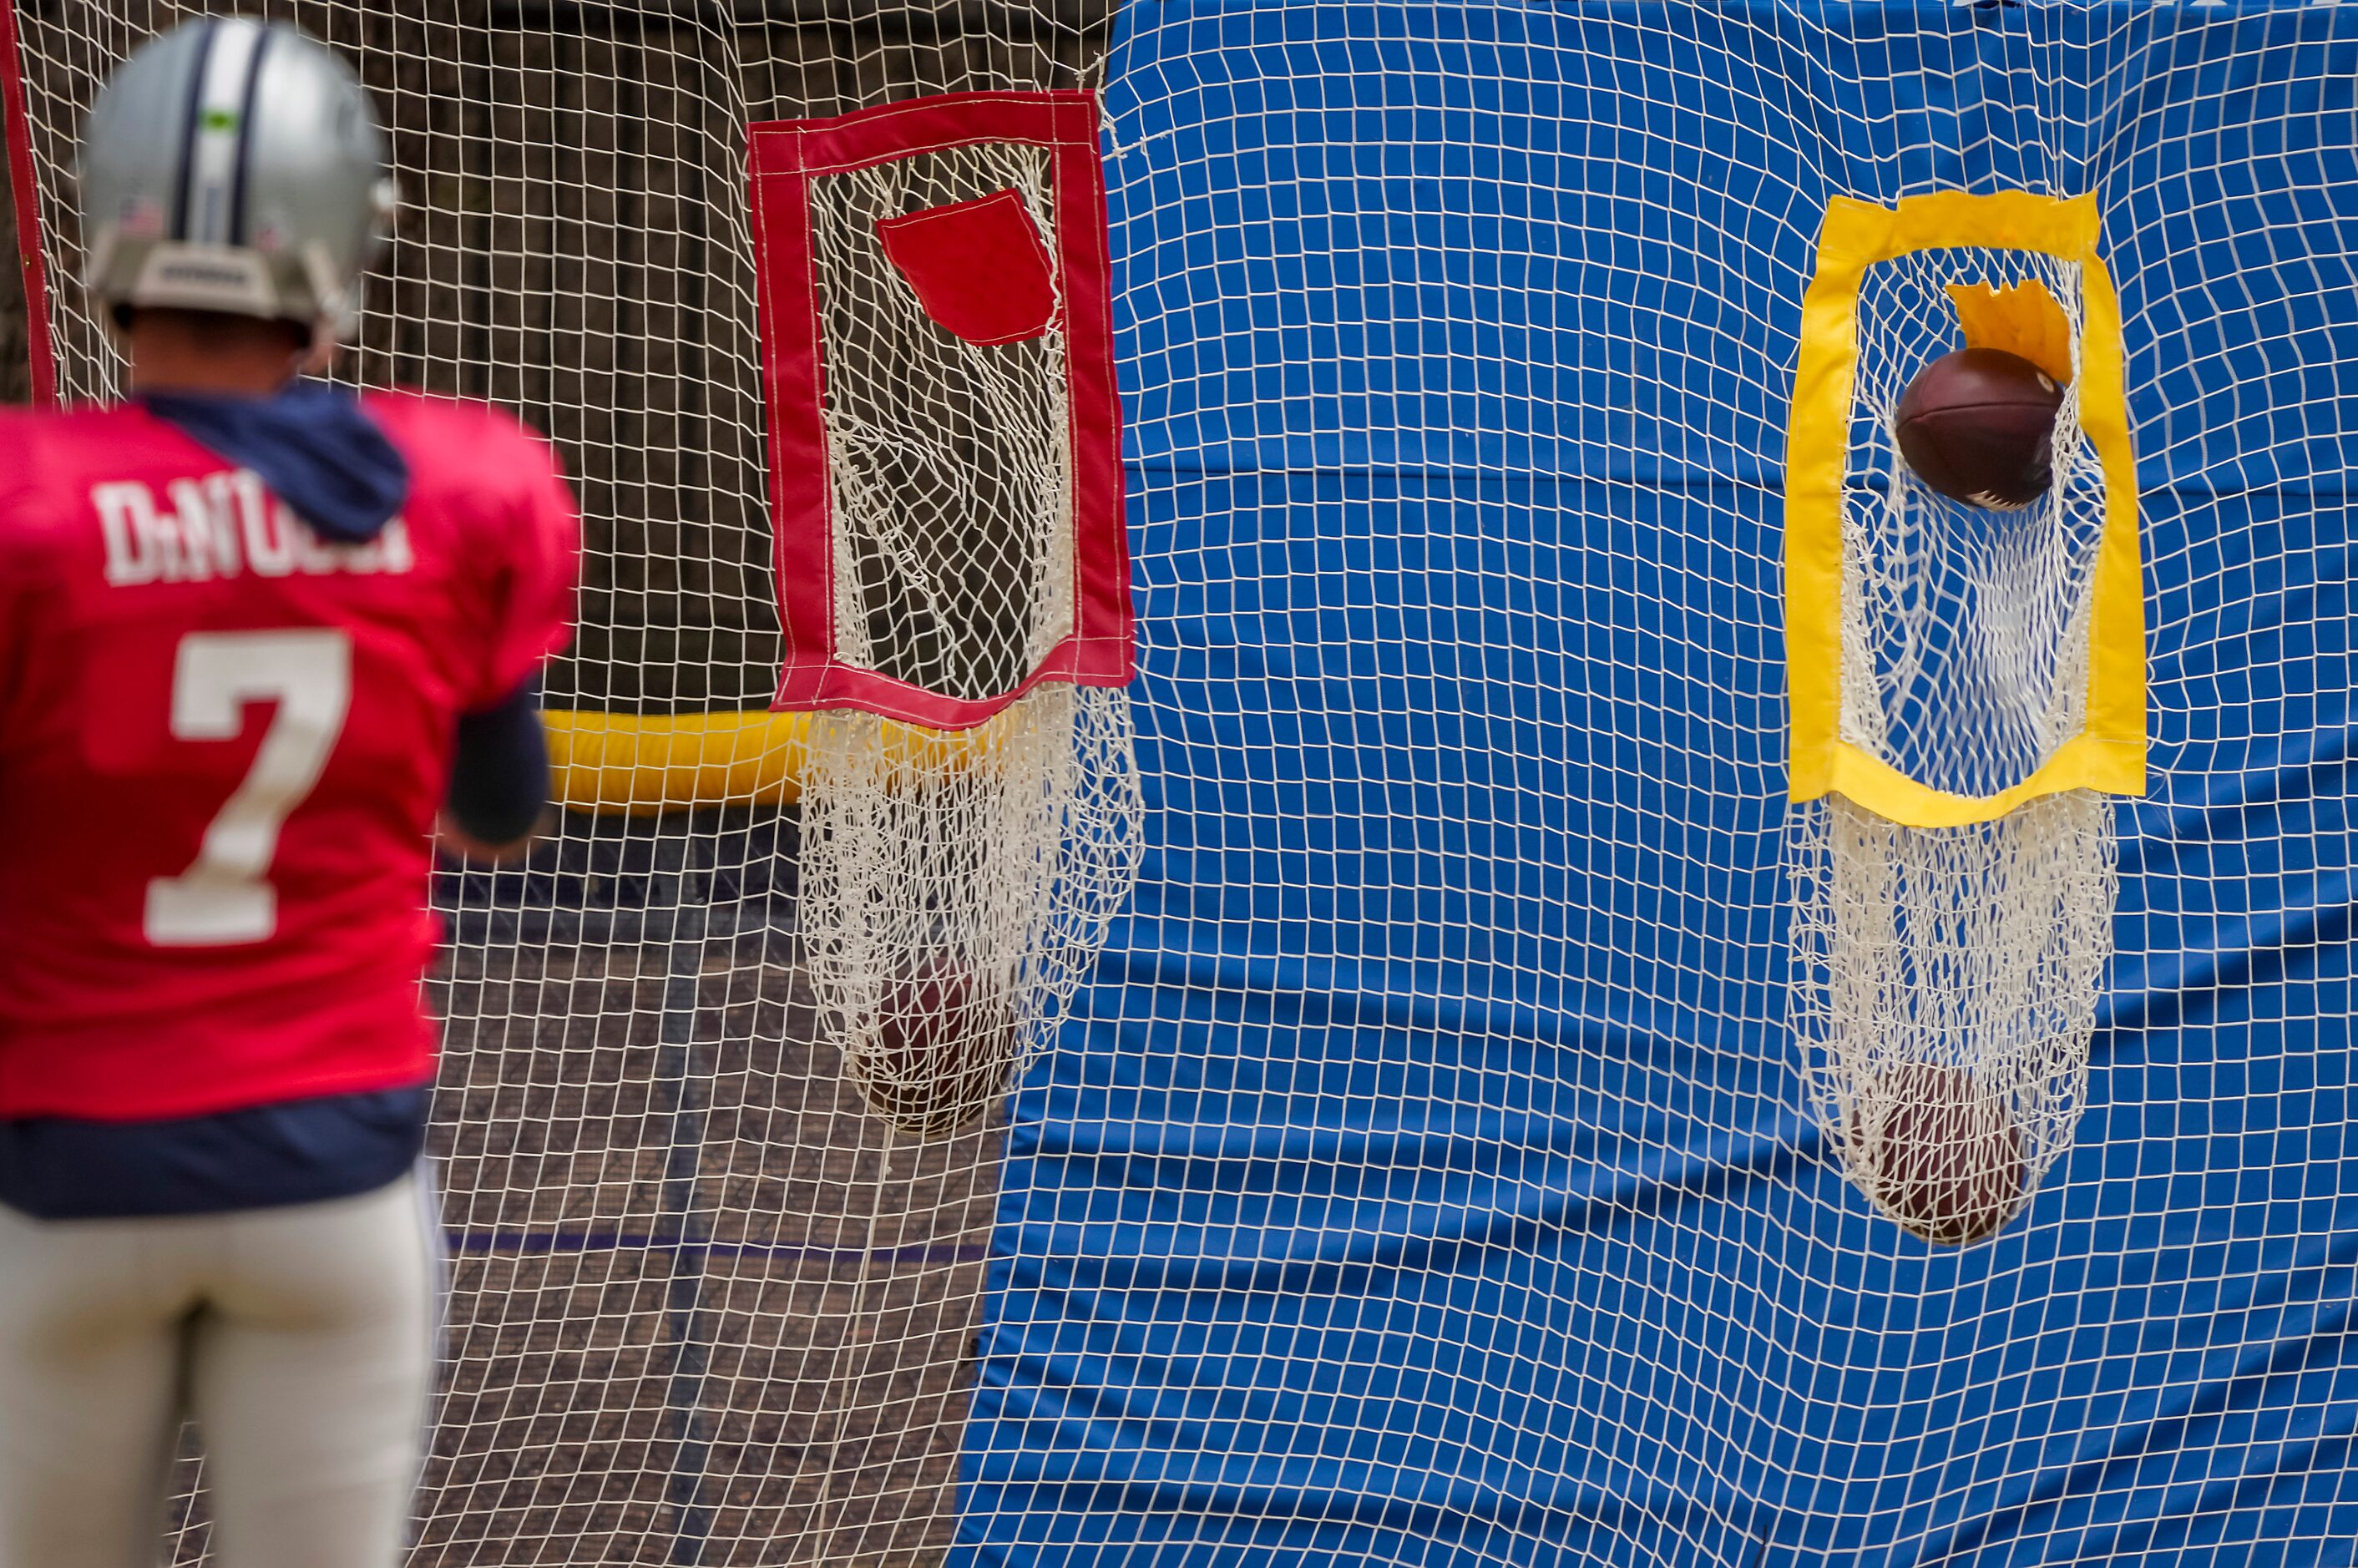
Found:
[1946,279,2075,386]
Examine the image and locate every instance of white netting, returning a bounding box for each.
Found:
[809,141,1076,698]
[1789,791,2115,1239]
[8,1,2357,1565]
[803,685,1142,1140]
[1841,249,2104,799]
[796,126,1141,1141]
[1790,240,2121,1239]
[5,3,1115,1563]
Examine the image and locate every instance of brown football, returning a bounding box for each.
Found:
[1892,346,2064,509]
[1849,1060,2027,1247]
[845,955,1020,1139]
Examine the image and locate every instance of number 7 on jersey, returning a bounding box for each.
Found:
[146,630,354,947]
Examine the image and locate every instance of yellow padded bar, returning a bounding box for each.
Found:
[545,709,974,814]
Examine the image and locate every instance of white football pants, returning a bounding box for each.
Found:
[0,1170,442,1568]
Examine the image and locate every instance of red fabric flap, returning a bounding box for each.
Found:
[876,188,1057,346]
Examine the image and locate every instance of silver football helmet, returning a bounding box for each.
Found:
[79,17,397,346]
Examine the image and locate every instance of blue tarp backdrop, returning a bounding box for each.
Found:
[960,4,2358,1564]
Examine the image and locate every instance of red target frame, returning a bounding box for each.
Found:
[748,90,1131,731]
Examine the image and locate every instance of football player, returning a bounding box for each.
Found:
[0,18,578,1566]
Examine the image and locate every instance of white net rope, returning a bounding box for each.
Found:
[1789,792,2115,1239]
[804,687,1142,1141]
[1790,242,2119,1237]
[7,1,2355,1565]
[810,141,1076,696]
[799,136,1142,1140]
[1840,250,2102,798]
[1079,3,2348,1565]
[6,2,1111,1563]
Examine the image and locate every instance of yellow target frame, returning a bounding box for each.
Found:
[1786,191,2145,828]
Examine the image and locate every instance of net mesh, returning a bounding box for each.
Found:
[792,123,1142,1140]
[5,1,1110,1563]
[1840,250,2102,799]
[804,687,1141,1141]
[1789,791,2115,1234]
[1029,2,2353,1562]
[809,141,1073,698]
[1791,240,2119,1234]
[6,0,2357,1565]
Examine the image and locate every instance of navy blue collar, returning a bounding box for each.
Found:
[140,380,410,544]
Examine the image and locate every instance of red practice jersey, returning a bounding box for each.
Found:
[0,392,578,1122]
